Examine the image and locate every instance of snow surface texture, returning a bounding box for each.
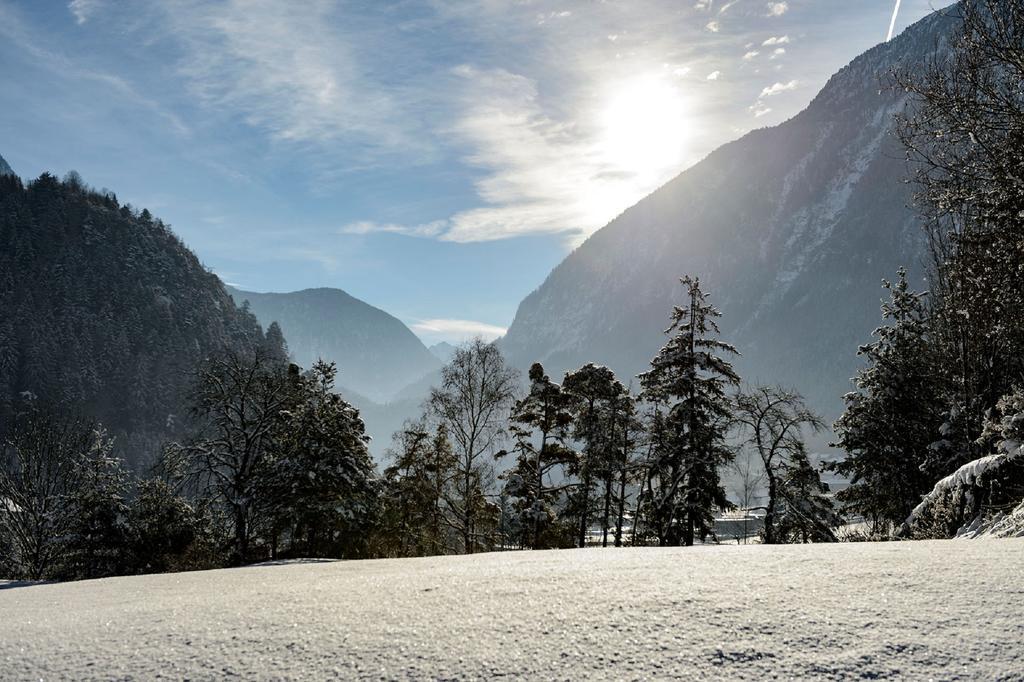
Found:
[2,541,1023,680]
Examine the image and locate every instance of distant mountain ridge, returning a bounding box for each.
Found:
[227,286,440,404]
[0,154,14,176]
[501,7,958,421]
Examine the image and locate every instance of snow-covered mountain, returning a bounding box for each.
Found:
[227,286,440,403]
[501,8,958,421]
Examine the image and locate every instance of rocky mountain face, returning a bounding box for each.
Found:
[0,170,275,469]
[501,9,958,422]
[0,154,14,177]
[227,286,440,404]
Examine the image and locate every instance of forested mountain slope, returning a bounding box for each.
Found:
[227,286,440,403]
[0,170,277,468]
[501,8,957,419]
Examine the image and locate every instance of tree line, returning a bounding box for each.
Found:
[2,0,1022,581]
[829,0,1024,538]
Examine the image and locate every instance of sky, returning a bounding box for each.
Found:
[0,0,939,345]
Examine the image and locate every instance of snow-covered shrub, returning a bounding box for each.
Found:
[906,389,1024,536]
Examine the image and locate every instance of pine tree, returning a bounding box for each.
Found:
[829,271,943,534]
[639,276,739,546]
[504,363,576,549]
[562,363,618,547]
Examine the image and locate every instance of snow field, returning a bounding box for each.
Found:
[1,539,1022,680]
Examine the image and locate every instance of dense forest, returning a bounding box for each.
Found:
[1,0,1023,582]
[0,171,284,469]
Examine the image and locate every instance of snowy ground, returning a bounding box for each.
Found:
[2,540,1023,680]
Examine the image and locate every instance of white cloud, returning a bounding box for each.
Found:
[339,220,447,238]
[429,65,692,243]
[770,48,786,59]
[766,2,789,16]
[159,0,429,162]
[68,0,102,25]
[749,102,773,117]
[706,70,722,80]
[411,318,507,342]
[762,35,790,46]
[705,20,720,33]
[760,79,799,97]
[743,51,760,60]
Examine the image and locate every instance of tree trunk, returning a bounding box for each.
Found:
[577,468,591,548]
[601,477,612,547]
[764,474,778,545]
[615,463,628,547]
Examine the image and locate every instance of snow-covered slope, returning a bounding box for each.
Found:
[501,8,958,420]
[2,540,1022,679]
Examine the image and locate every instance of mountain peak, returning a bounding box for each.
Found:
[226,285,440,403]
[0,153,15,177]
[501,4,959,422]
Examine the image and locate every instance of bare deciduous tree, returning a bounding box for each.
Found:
[428,339,518,553]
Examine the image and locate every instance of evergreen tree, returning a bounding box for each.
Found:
[639,276,739,546]
[895,0,1024,478]
[126,478,210,574]
[271,360,377,559]
[772,444,842,543]
[380,420,456,557]
[60,427,131,579]
[829,271,943,534]
[562,363,618,547]
[503,363,577,549]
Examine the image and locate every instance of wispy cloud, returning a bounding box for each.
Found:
[411,318,507,342]
[157,0,430,162]
[760,79,799,97]
[340,220,447,238]
[766,2,789,16]
[68,0,103,25]
[762,35,790,45]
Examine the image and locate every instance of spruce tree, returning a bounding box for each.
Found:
[829,271,943,534]
[639,276,739,546]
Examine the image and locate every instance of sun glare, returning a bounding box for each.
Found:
[598,75,689,175]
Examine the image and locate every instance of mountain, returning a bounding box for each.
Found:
[227,286,440,403]
[0,169,277,469]
[0,154,14,177]
[501,8,958,423]
[429,341,457,364]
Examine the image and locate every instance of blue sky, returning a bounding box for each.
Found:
[0,0,938,345]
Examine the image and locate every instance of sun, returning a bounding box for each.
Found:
[598,75,690,175]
